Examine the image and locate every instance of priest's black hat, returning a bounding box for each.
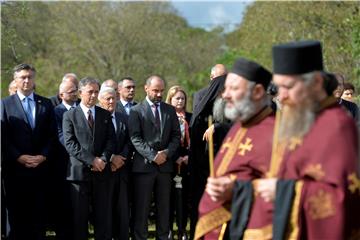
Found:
[231,58,272,89]
[272,40,323,75]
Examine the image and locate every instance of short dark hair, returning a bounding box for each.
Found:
[13,63,36,77]
[343,82,355,92]
[79,77,100,90]
[118,77,135,87]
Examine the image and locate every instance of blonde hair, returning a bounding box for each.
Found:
[165,85,187,110]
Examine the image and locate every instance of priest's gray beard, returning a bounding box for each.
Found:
[212,96,227,123]
[224,88,256,122]
[278,97,316,144]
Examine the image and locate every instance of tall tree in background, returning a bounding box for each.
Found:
[1,1,223,102]
[226,1,360,96]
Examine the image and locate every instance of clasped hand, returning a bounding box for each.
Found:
[154,150,167,165]
[111,155,126,172]
[17,154,46,168]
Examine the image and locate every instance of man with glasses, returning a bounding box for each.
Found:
[117,77,137,116]
[50,73,79,107]
[51,80,79,239]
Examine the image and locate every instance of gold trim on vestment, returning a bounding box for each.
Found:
[216,129,248,177]
[286,181,304,239]
[348,172,360,195]
[219,222,227,240]
[307,189,335,220]
[267,109,286,178]
[217,107,273,177]
[243,224,272,240]
[243,107,273,128]
[194,207,231,240]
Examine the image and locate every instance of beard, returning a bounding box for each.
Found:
[224,89,256,122]
[212,96,227,123]
[278,97,316,143]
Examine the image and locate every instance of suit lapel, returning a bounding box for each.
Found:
[33,94,42,130]
[76,106,93,135]
[144,100,156,127]
[14,94,32,131]
[159,102,166,134]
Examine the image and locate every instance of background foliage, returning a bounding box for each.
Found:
[2,1,359,106]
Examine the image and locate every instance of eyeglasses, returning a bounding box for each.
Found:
[124,85,135,89]
[64,89,78,94]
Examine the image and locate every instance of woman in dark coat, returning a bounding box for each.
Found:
[166,85,192,240]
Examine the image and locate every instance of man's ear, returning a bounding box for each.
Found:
[251,84,266,101]
[313,72,324,92]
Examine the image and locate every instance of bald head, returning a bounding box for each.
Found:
[59,81,78,105]
[210,64,227,80]
[62,73,78,86]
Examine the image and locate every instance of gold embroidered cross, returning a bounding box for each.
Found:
[238,137,253,156]
[220,137,233,154]
[289,137,302,151]
[348,173,360,194]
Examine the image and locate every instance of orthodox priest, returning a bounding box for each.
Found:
[252,40,360,240]
[194,58,273,239]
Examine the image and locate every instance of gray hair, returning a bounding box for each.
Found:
[98,86,116,100]
[79,77,100,90]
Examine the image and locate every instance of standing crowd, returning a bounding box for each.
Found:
[1,40,359,240]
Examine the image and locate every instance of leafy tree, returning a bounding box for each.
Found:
[226,1,360,95]
[1,1,223,101]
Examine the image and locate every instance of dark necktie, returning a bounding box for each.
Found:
[111,115,117,132]
[88,109,94,129]
[24,97,34,129]
[153,103,160,129]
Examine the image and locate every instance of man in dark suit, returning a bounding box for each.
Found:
[98,86,131,240]
[128,75,181,240]
[1,63,56,240]
[117,77,136,115]
[49,73,78,107]
[52,80,79,239]
[62,77,115,240]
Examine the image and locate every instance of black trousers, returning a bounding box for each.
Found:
[112,170,130,240]
[5,175,46,240]
[68,175,113,240]
[132,172,172,240]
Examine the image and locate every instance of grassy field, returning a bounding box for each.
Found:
[45,220,190,240]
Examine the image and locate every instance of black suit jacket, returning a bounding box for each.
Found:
[116,100,137,117]
[54,103,68,146]
[113,111,130,159]
[1,93,56,178]
[62,105,115,181]
[128,99,181,173]
[50,94,62,108]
